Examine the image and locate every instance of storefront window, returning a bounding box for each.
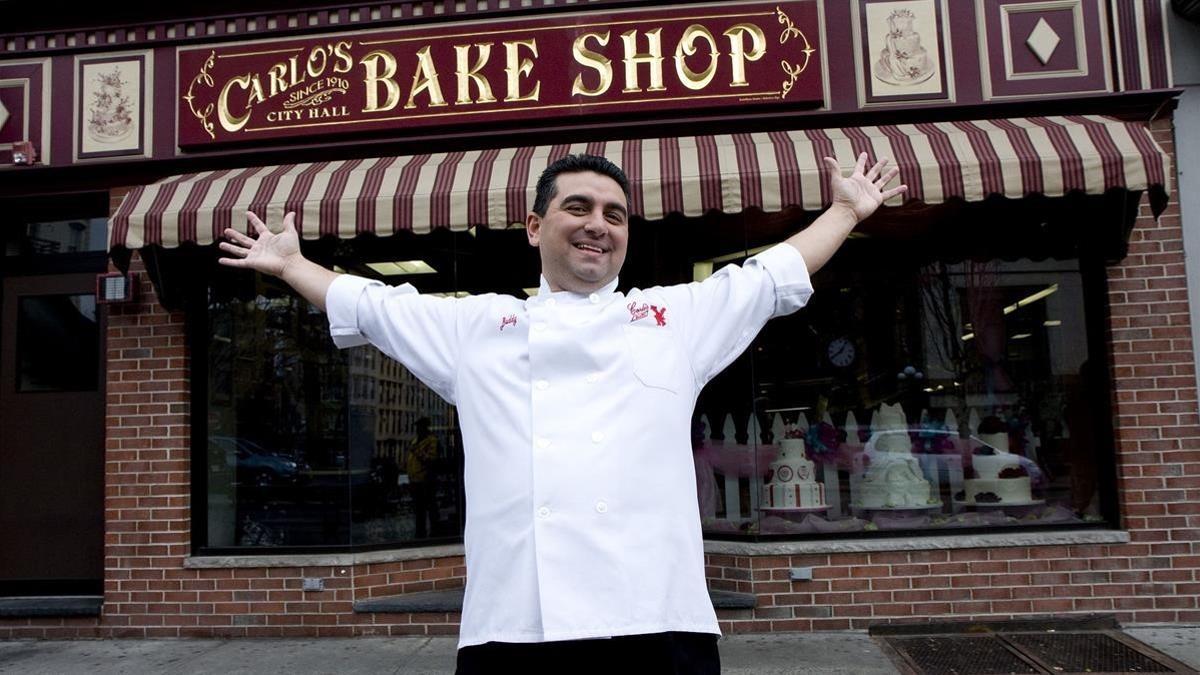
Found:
[4,218,108,257]
[199,207,1112,550]
[202,231,469,551]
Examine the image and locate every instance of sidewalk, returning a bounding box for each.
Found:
[0,627,1196,674]
[0,632,894,674]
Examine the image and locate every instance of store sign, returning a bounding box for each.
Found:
[177,1,822,147]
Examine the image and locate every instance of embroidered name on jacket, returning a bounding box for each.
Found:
[499,314,518,331]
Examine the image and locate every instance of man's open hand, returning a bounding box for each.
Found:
[218,211,303,278]
[823,152,907,222]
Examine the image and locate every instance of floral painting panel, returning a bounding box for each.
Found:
[865,0,944,98]
[79,58,142,156]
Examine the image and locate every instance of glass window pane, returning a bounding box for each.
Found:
[745,240,1101,537]
[206,288,353,548]
[5,218,108,257]
[17,294,98,392]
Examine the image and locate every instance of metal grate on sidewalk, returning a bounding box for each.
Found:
[871,618,1197,675]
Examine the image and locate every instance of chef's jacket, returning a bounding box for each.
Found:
[325,242,814,648]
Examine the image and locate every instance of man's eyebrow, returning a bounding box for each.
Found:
[559,194,628,218]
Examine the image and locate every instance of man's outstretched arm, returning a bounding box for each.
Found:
[785,152,907,275]
[218,211,339,312]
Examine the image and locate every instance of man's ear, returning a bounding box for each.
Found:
[526,213,541,247]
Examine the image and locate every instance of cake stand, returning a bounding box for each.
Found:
[851,501,943,512]
[760,505,831,524]
[954,498,1045,508]
[760,505,831,514]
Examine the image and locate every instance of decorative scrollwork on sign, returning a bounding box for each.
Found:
[182,51,216,140]
[776,5,803,44]
[781,61,805,98]
[775,6,816,98]
[282,88,349,110]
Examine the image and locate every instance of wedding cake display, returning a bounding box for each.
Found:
[761,426,827,510]
[852,403,938,508]
[874,9,934,85]
[958,417,1033,505]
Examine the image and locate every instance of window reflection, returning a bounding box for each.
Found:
[17,294,98,392]
[696,246,1104,537]
[202,207,1110,548]
[4,219,108,256]
[205,245,465,550]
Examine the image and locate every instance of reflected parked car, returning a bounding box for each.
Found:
[209,436,310,488]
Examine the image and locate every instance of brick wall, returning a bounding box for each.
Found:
[3,118,1197,638]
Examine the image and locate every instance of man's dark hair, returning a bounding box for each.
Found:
[532,154,631,217]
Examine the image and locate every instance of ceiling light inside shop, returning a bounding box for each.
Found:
[1012,333,1032,340]
[1044,320,1062,327]
[333,265,347,273]
[705,244,773,265]
[523,287,539,297]
[961,332,975,342]
[1003,284,1058,315]
[365,260,437,276]
[693,262,713,282]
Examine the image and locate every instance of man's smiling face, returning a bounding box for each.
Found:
[526,170,629,294]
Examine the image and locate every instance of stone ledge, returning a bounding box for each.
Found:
[184,530,1128,570]
[184,544,465,569]
[353,588,756,613]
[355,588,464,613]
[0,596,102,618]
[704,529,1130,557]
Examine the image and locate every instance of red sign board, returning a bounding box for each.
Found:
[177,1,822,148]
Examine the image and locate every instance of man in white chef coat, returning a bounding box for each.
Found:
[219,152,904,673]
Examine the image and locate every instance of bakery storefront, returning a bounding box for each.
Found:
[1,0,1194,638]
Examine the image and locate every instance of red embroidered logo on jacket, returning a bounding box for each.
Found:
[628,301,667,326]
[499,315,518,331]
[651,305,667,327]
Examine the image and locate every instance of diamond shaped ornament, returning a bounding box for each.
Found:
[0,98,9,133]
[1026,17,1061,65]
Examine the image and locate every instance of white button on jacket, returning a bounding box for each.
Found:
[325,243,814,648]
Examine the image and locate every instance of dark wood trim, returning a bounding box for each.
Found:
[0,0,677,57]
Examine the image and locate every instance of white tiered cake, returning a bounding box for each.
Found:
[762,429,826,510]
[853,403,937,508]
[960,428,1033,505]
[874,9,934,85]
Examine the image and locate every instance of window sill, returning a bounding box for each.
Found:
[184,530,1129,569]
[0,596,103,618]
[184,543,465,569]
[704,529,1130,556]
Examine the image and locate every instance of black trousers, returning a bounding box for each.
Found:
[455,631,721,674]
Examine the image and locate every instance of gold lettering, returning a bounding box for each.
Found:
[723,23,766,87]
[620,28,666,93]
[217,74,253,132]
[571,32,612,97]
[245,75,267,106]
[406,45,448,109]
[288,55,304,88]
[268,62,289,98]
[307,46,327,79]
[359,49,401,112]
[454,43,496,105]
[674,24,719,91]
[332,41,354,74]
[504,39,540,102]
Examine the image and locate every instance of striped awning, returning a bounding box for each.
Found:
[109,115,1171,250]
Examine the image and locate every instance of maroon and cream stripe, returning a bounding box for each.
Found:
[110,116,1172,250]
[1111,0,1174,91]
